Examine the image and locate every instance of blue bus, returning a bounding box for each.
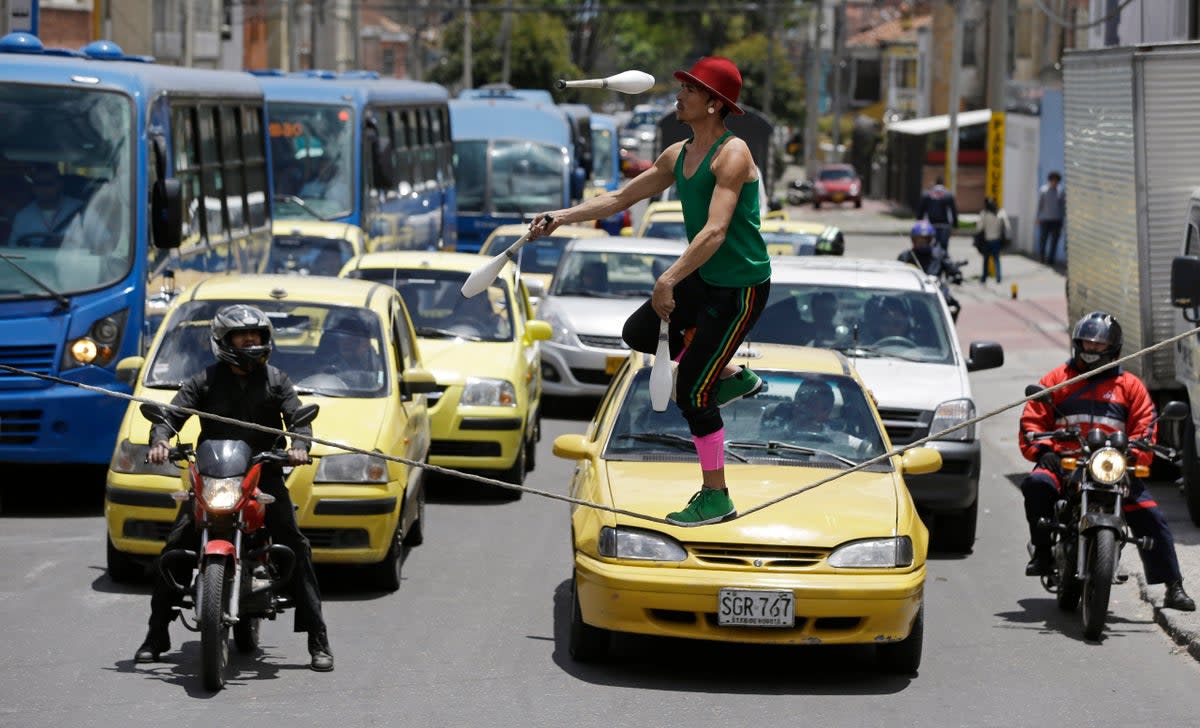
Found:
[0,33,272,466]
[449,95,579,252]
[254,71,455,265]
[587,112,628,235]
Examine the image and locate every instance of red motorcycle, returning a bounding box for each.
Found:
[140,402,318,691]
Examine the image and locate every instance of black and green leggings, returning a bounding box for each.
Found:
[622,272,770,438]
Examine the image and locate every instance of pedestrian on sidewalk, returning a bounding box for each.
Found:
[1036,171,1065,265]
[978,196,1011,283]
[915,175,957,254]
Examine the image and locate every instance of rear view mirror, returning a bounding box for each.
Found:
[139,402,170,425]
[1159,400,1189,422]
[1025,384,1052,404]
[291,403,320,429]
[402,368,440,396]
[151,178,183,249]
[966,341,1004,372]
[1172,256,1200,321]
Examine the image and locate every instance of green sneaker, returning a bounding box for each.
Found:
[666,488,737,526]
[715,366,763,408]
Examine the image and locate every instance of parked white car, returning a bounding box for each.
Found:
[748,257,1004,553]
[536,237,686,400]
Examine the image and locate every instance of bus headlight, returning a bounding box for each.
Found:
[63,309,128,370]
[1088,447,1127,485]
[314,453,389,483]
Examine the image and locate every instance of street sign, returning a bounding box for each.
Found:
[985,111,1005,207]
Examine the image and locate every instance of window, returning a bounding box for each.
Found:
[962,21,978,67]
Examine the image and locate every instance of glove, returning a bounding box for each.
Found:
[1036,449,1061,473]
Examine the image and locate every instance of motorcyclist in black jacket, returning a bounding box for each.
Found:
[133,304,334,672]
[898,220,962,321]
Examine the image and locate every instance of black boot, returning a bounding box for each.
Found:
[1025,546,1053,577]
[134,624,171,663]
[308,629,334,672]
[1164,581,1196,612]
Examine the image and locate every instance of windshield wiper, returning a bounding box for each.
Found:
[0,253,69,309]
[726,439,856,467]
[618,432,748,463]
[839,344,929,362]
[273,193,332,222]
[415,326,482,341]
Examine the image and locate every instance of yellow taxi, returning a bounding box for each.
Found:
[759,219,845,256]
[553,343,941,673]
[266,219,367,276]
[623,200,686,241]
[105,275,438,591]
[478,223,607,307]
[341,251,551,495]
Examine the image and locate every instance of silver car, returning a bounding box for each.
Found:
[536,237,686,399]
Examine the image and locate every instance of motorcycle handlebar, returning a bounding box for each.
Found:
[252,450,293,465]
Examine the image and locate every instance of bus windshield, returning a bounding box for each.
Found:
[455,140,565,215]
[591,127,615,187]
[0,85,132,298]
[268,103,354,220]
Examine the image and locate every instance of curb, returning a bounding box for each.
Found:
[1134,572,1200,659]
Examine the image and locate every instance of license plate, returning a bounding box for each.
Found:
[832,193,845,202]
[717,588,795,627]
[604,355,625,375]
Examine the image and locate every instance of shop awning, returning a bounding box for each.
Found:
[886,108,992,135]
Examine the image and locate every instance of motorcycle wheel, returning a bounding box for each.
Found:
[233,617,261,654]
[1081,529,1117,640]
[199,555,231,691]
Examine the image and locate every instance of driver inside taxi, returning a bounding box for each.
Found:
[873,297,912,343]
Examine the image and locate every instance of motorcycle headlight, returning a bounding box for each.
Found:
[1088,447,1128,485]
[930,398,975,441]
[536,304,574,344]
[460,377,517,407]
[201,476,242,513]
[828,537,914,568]
[110,439,181,477]
[314,453,389,483]
[598,527,687,561]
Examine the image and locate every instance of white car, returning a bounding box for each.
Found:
[748,257,1004,553]
[536,237,686,400]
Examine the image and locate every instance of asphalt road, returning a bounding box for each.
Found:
[3,213,1199,727]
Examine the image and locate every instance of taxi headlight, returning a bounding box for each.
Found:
[1088,447,1127,485]
[110,439,181,477]
[201,476,242,513]
[598,527,687,561]
[828,537,914,568]
[314,453,389,483]
[460,377,517,407]
[930,399,975,441]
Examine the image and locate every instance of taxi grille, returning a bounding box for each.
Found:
[875,407,930,446]
[577,334,627,350]
[688,543,828,569]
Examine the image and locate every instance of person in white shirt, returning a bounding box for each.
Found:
[978,196,1011,283]
[6,164,83,247]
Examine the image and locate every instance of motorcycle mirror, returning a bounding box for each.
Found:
[1158,400,1190,422]
[1108,430,1128,451]
[291,403,320,429]
[1086,428,1108,450]
[1024,384,1051,403]
[139,402,170,426]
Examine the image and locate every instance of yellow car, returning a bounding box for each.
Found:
[623,200,687,241]
[553,343,941,672]
[478,223,607,307]
[105,275,438,591]
[266,219,366,276]
[760,219,845,256]
[342,251,551,495]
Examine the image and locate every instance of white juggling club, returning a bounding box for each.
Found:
[649,319,672,412]
[555,70,655,95]
[461,217,553,298]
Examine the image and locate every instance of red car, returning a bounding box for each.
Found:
[813,164,863,209]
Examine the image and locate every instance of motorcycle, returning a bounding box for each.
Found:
[1023,385,1187,640]
[897,243,964,321]
[140,401,319,691]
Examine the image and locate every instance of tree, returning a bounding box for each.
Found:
[430,3,579,92]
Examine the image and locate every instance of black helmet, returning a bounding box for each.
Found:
[1071,311,1122,372]
[211,304,274,371]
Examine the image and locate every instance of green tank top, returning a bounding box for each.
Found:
[674,130,771,287]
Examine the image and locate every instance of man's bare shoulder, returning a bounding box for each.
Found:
[711,136,754,181]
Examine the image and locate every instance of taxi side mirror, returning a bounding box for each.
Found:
[402,367,440,397]
[552,433,596,461]
[620,227,633,237]
[526,320,553,342]
[115,356,145,387]
[900,446,942,475]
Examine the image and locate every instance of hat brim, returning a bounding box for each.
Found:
[673,70,744,115]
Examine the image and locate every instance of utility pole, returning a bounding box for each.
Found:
[499,0,513,85]
[945,0,963,198]
[830,0,846,159]
[763,0,775,119]
[803,0,822,180]
[986,0,1008,111]
[462,0,473,89]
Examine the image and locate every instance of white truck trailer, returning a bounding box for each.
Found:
[1064,42,1200,524]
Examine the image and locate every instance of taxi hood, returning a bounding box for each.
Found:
[602,461,900,546]
[417,339,518,384]
[302,396,389,456]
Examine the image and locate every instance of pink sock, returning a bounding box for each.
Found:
[692,429,725,471]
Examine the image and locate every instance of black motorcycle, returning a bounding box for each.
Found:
[1023,385,1187,639]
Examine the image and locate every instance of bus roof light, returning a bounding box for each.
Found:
[0,32,45,54]
[81,40,125,60]
[248,68,287,76]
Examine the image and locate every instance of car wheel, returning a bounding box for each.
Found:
[496,443,525,500]
[854,198,863,209]
[525,421,538,474]
[935,498,977,554]
[877,604,923,675]
[371,530,404,592]
[107,535,143,584]
[569,574,610,662]
[402,482,425,547]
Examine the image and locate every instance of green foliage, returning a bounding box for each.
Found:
[429,7,579,92]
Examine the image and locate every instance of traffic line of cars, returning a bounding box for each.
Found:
[105,215,996,674]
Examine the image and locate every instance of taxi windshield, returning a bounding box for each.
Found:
[268,103,354,220]
[145,300,388,398]
[354,268,515,343]
[606,369,890,468]
[0,85,133,299]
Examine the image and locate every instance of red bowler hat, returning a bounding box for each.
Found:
[673,56,744,116]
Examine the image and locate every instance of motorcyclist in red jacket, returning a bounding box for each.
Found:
[1018,311,1194,611]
